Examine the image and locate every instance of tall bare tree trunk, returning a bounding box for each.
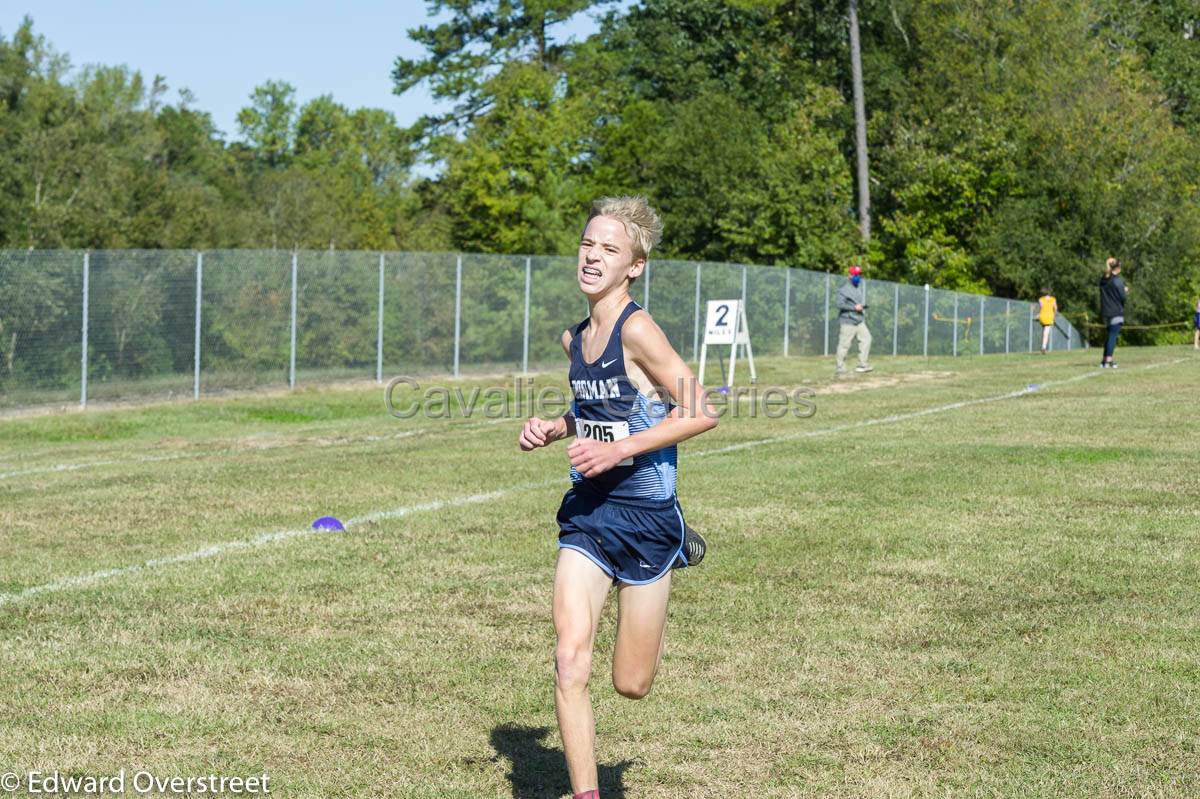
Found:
[849,0,871,243]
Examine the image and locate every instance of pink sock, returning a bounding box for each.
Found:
[573,791,599,799]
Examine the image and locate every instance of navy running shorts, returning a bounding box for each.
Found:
[556,486,687,585]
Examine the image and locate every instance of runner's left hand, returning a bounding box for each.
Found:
[567,438,627,477]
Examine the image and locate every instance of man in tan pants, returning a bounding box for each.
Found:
[835,264,873,374]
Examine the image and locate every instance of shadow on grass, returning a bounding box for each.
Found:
[490,724,633,799]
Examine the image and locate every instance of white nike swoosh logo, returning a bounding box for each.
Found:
[601,358,617,369]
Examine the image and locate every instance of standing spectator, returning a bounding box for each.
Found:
[1037,288,1058,354]
[1099,257,1128,368]
[1193,297,1199,351]
[835,265,872,374]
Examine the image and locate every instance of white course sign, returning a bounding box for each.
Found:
[699,299,756,387]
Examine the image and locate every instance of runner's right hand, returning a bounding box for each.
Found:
[519,417,559,451]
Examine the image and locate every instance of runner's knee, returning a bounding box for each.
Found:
[612,668,655,700]
[555,643,592,692]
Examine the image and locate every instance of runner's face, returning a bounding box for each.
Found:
[578,215,643,296]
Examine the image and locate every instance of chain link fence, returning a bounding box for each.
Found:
[0,250,1085,410]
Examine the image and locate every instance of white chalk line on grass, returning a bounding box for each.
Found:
[0,357,1184,607]
[0,484,542,608]
[0,439,405,482]
[0,417,511,482]
[696,370,1101,457]
[1140,356,1191,370]
[9,355,1189,482]
[0,452,190,481]
[699,355,1193,457]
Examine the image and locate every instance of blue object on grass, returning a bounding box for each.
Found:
[312,516,345,532]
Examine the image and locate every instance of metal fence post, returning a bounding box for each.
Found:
[892,283,899,357]
[376,253,385,383]
[952,293,959,356]
[1067,322,1072,350]
[643,260,650,309]
[194,252,203,399]
[979,296,985,355]
[1005,300,1011,354]
[741,264,747,305]
[823,273,831,357]
[453,254,462,378]
[1028,304,1034,353]
[80,252,89,408]
[522,256,531,374]
[289,252,297,389]
[692,263,701,361]
[923,284,930,357]
[783,268,790,357]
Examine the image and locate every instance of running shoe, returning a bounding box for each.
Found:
[682,523,706,566]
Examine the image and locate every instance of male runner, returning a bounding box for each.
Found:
[518,196,718,799]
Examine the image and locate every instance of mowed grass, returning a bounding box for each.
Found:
[1,348,1198,798]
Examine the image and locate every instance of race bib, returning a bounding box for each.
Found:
[576,419,634,466]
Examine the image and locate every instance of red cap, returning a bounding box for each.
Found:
[849,265,862,276]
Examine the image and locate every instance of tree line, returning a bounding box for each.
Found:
[2,1,1198,344]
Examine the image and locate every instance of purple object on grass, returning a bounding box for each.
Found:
[717,386,730,394]
[312,516,345,532]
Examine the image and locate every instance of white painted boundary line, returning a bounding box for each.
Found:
[0,453,190,481]
[0,418,509,482]
[0,358,1185,607]
[8,356,1190,482]
[1141,356,1190,371]
[697,371,1101,457]
[698,356,1191,458]
[0,484,545,608]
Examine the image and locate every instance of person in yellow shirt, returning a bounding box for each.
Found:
[1038,289,1058,354]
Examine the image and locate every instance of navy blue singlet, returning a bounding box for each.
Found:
[568,301,676,502]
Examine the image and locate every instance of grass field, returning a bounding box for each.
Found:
[2,348,1198,798]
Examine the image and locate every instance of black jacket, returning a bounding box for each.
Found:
[1099,275,1126,320]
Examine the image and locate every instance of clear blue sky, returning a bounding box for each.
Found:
[3,1,611,140]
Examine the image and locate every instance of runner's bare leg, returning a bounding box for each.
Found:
[553,549,613,793]
[612,571,672,699]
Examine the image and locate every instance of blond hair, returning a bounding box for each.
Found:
[587,196,663,262]
[1105,256,1120,278]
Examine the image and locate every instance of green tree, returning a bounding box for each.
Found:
[393,0,608,136]
[236,80,297,167]
[718,88,860,270]
[1095,0,1200,131]
[394,1,610,254]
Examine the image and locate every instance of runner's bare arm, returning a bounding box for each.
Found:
[517,330,577,451]
[567,313,716,475]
